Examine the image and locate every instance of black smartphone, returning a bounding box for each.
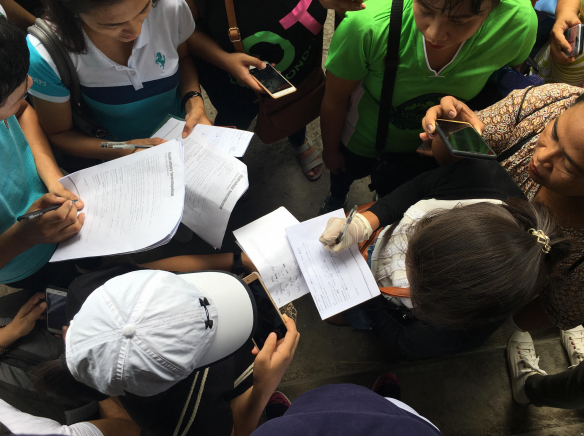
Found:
[564,24,584,57]
[249,63,297,99]
[46,287,68,335]
[243,272,288,348]
[435,119,497,160]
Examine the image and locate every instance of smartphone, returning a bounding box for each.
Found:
[46,287,68,335]
[564,24,584,57]
[243,272,287,348]
[249,63,297,99]
[435,119,497,160]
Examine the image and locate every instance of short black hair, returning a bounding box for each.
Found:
[0,16,30,107]
[417,0,499,19]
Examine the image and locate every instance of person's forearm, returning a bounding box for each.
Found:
[179,53,203,97]
[17,101,63,187]
[187,29,233,72]
[556,0,581,20]
[320,94,349,153]
[0,318,24,348]
[0,0,36,31]
[49,130,129,160]
[231,386,272,436]
[0,224,33,273]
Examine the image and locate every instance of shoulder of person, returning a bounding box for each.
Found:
[488,0,537,27]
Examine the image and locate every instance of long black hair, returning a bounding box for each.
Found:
[406,198,571,329]
[42,0,159,54]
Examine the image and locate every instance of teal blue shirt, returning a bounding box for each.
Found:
[0,116,56,283]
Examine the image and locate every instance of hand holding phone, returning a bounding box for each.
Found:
[0,293,47,346]
[434,119,497,160]
[249,63,296,99]
[251,313,299,396]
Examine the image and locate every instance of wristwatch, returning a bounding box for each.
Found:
[231,252,247,278]
[181,91,203,112]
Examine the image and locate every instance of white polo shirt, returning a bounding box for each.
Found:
[27,0,195,141]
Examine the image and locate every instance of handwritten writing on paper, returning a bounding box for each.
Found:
[285,210,380,320]
[234,207,309,307]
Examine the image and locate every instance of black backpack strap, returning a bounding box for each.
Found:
[374,0,404,160]
[496,134,536,163]
[27,19,116,140]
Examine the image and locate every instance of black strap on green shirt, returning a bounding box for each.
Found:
[374,0,404,160]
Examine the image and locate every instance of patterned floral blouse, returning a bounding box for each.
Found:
[477,83,584,330]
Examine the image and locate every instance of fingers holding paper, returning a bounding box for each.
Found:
[318,213,373,253]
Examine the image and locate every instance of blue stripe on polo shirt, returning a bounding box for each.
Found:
[80,70,180,105]
[82,88,183,141]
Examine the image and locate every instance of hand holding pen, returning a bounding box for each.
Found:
[13,194,85,247]
[318,206,374,254]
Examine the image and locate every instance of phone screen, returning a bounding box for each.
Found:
[249,64,293,95]
[436,120,496,157]
[246,275,287,348]
[46,289,67,333]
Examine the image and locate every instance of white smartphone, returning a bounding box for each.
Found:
[249,63,297,99]
[46,287,68,335]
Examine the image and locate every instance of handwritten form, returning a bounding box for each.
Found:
[50,141,185,261]
[154,117,254,157]
[233,207,309,307]
[285,209,380,320]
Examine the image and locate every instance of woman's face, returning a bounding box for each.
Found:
[530,104,584,197]
[413,0,491,49]
[80,0,153,42]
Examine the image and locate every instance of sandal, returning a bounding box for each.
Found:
[290,139,324,182]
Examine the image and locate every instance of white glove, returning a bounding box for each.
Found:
[318,213,373,253]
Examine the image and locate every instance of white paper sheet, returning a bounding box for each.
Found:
[50,141,185,261]
[180,133,248,249]
[233,207,309,307]
[285,209,380,320]
[154,117,253,157]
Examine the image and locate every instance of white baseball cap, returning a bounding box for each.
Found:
[65,269,257,397]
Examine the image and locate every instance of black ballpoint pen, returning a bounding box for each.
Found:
[17,200,79,222]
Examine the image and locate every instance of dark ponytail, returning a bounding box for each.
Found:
[30,354,107,402]
[41,0,159,54]
[406,198,571,330]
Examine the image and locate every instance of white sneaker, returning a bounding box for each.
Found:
[507,331,548,405]
[561,325,584,367]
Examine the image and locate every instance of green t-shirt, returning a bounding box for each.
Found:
[325,0,537,157]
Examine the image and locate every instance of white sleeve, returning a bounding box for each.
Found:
[0,399,104,436]
[0,4,7,17]
[176,0,195,44]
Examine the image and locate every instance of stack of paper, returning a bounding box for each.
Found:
[153,119,249,249]
[285,210,380,320]
[233,207,309,308]
[154,117,254,157]
[51,140,185,261]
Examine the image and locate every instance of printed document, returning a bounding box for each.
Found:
[154,117,253,157]
[180,134,248,249]
[285,210,380,320]
[50,141,185,261]
[233,207,309,307]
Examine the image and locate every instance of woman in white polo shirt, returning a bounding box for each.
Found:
[27,0,210,167]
